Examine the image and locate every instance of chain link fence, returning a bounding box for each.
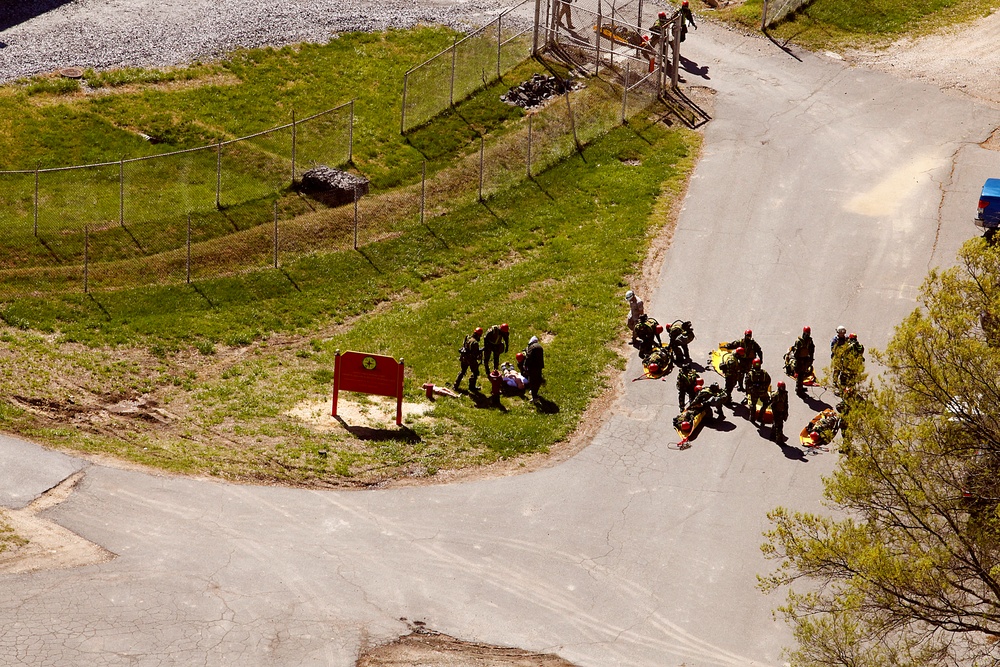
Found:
[762,0,813,27]
[0,2,673,300]
[401,0,535,133]
[0,102,353,296]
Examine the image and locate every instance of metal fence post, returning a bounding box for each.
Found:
[609,1,616,68]
[349,99,355,164]
[84,224,89,293]
[401,71,409,134]
[595,0,602,76]
[291,109,297,185]
[478,136,485,202]
[532,0,542,54]
[526,114,533,178]
[671,16,681,90]
[273,201,279,269]
[638,0,644,28]
[449,37,457,107]
[186,214,191,284]
[119,157,124,227]
[622,60,630,123]
[353,190,359,250]
[216,140,222,209]
[420,160,426,226]
[33,164,38,237]
[496,14,502,79]
[761,0,769,30]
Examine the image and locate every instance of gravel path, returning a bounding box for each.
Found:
[0,0,512,84]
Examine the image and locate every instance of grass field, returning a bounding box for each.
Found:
[721,0,998,48]
[0,30,700,485]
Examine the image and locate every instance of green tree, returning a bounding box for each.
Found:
[760,238,1000,667]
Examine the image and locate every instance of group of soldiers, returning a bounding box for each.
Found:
[455,324,546,402]
[626,290,866,443]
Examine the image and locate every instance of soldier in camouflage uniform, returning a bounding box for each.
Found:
[454,327,484,392]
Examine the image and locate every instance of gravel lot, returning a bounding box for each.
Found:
[0,0,513,84]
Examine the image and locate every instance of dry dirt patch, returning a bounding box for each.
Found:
[847,9,1000,108]
[286,397,433,432]
[0,472,113,575]
[359,628,577,667]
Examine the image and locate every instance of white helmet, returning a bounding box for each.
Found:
[625,290,635,300]
[836,325,847,334]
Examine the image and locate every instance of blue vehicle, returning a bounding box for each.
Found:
[976,178,1000,239]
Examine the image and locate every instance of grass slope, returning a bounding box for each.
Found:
[0,28,698,485]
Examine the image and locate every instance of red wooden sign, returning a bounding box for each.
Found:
[332,350,405,425]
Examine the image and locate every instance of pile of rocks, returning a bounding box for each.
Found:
[298,166,369,207]
[501,74,575,109]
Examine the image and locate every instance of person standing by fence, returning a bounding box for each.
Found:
[557,0,576,29]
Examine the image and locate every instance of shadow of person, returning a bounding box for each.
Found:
[799,391,834,412]
[777,439,809,462]
[468,390,508,412]
[333,417,422,443]
[679,55,710,80]
[532,396,560,414]
[704,418,736,432]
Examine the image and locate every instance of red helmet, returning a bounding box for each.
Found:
[474,327,483,337]
[753,358,761,366]
[655,325,663,334]
[681,421,691,432]
[777,381,785,389]
[849,333,857,340]
[515,352,525,362]
[810,431,820,443]
[694,378,704,388]
[648,363,659,374]
[735,346,745,356]
[500,323,509,333]
[682,0,689,5]
[658,10,667,18]
[803,326,811,335]
[745,329,753,337]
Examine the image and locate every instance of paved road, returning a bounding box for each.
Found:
[3,19,1000,667]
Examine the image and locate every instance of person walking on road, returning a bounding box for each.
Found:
[745,358,771,425]
[830,325,848,357]
[728,329,762,363]
[833,333,865,395]
[789,326,815,393]
[523,335,545,402]
[455,327,484,392]
[482,323,510,374]
[770,381,789,442]
[678,0,697,42]
[626,290,645,339]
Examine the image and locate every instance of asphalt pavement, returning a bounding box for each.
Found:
[2,19,1000,667]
